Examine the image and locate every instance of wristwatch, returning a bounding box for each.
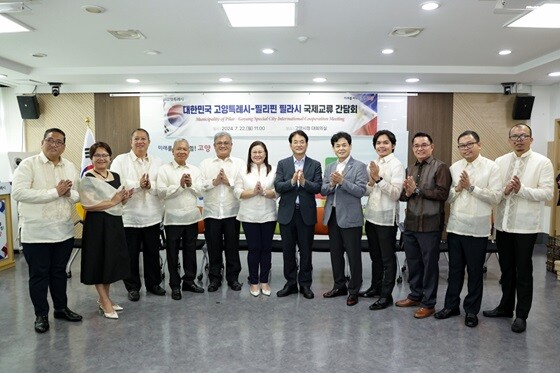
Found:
[414,187,421,196]
[468,185,475,193]
[375,177,383,184]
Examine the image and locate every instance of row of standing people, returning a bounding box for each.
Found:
[12,124,553,335]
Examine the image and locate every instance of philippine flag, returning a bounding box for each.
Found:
[80,128,95,177]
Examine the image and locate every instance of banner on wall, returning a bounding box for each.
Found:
[140,92,408,169]
[161,92,378,138]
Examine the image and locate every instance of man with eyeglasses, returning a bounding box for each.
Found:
[12,128,83,333]
[396,132,451,319]
[434,131,502,327]
[111,128,165,301]
[483,124,553,333]
[198,132,245,292]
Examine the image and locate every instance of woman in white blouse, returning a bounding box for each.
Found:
[234,141,277,297]
[363,130,405,310]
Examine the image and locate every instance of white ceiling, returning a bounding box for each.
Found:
[1,0,560,93]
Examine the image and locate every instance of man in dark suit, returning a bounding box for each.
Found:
[274,130,322,299]
[321,132,368,306]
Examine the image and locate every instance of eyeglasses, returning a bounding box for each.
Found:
[457,142,478,150]
[412,143,431,149]
[44,138,65,146]
[215,141,231,146]
[92,153,110,158]
[509,134,530,142]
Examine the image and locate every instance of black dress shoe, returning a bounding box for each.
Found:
[300,286,314,299]
[369,297,393,310]
[171,288,182,300]
[34,315,49,333]
[208,281,221,292]
[434,308,461,320]
[148,285,166,296]
[358,286,380,298]
[228,281,243,291]
[182,282,205,293]
[511,318,527,333]
[482,307,513,318]
[128,290,140,301]
[346,294,359,306]
[323,287,348,298]
[53,307,83,322]
[276,284,298,297]
[465,313,479,327]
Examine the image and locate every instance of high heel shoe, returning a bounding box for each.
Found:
[249,285,260,297]
[98,305,118,319]
[97,300,123,312]
[261,283,271,296]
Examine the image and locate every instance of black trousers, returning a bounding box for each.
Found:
[402,230,441,308]
[204,217,241,284]
[242,221,275,284]
[22,238,74,316]
[496,230,537,320]
[279,208,314,287]
[327,208,363,295]
[164,223,198,289]
[123,224,162,291]
[444,233,487,314]
[365,221,397,298]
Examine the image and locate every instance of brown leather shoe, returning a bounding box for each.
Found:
[395,298,421,307]
[414,307,435,319]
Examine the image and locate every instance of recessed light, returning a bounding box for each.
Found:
[32,53,47,58]
[126,78,140,83]
[499,49,512,55]
[219,77,233,83]
[313,77,327,83]
[406,78,420,83]
[421,2,439,11]
[144,50,161,55]
[82,5,106,14]
[382,49,394,55]
[549,72,560,77]
[262,48,275,54]
[0,74,7,79]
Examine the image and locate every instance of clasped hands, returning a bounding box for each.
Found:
[56,179,73,197]
[180,173,192,188]
[454,170,472,192]
[329,171,344,188]
[291,170,306,186]
[140,173,151,190]
[253,181,269,198]
[212,168,230,186]
[504,175,521,195]
[111,187,134,205]
[403,176,417,197]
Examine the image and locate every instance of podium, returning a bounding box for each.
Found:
[0,184,15,271]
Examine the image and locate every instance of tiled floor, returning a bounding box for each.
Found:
[1,245,558,372]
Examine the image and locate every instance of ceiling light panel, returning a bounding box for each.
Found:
[0,13,32,33]
[507,3,560,28]
[220,0,298,27]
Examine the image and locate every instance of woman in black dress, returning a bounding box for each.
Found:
[79,142,133,319]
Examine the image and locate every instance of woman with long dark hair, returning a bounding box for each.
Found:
[234,141,277,296]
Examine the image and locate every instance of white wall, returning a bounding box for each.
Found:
[528,85,560,235]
